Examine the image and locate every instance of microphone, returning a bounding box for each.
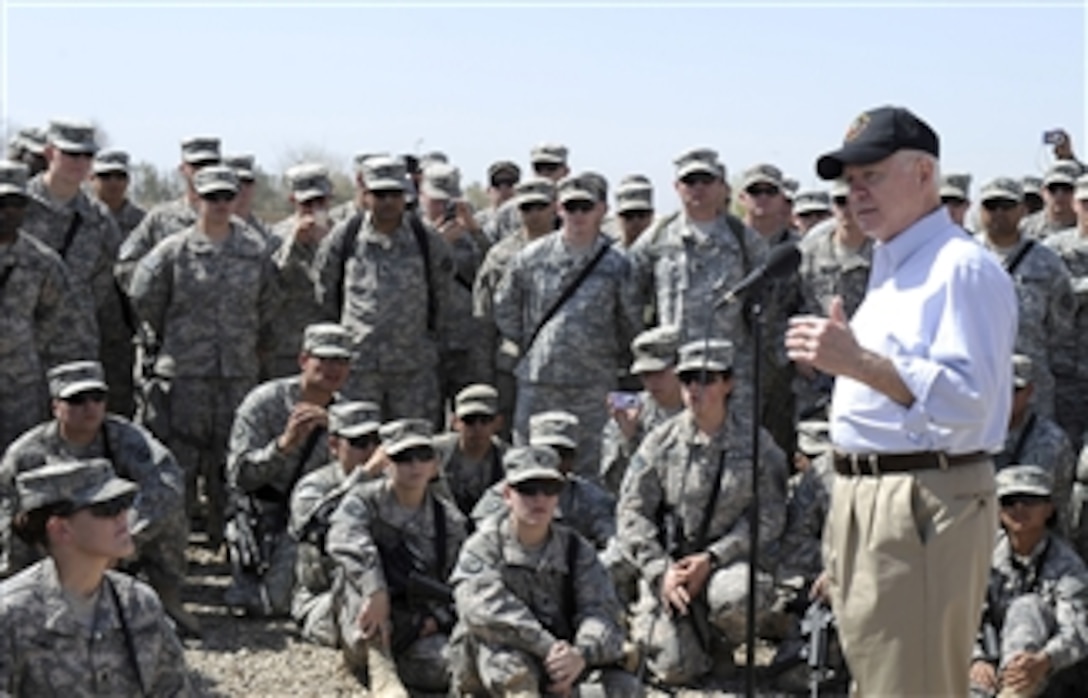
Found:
[715,242,801,306]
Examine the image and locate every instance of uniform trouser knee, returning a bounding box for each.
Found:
[1000,593,1056,669]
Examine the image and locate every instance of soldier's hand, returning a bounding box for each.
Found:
[545,641,586,695]
[419,615,439,638]
[357,590,391,643]
[277,403,329,453]
[1053,129,1075,160]
[809,571,831,602]
[437,216,468,244]
[361,446,394,478]
[969,660,998,693]
[294,213,328,245]
[660,564,690,616]
[609,402,641,441]
[1001,651,1051,692]
[676,552,712,598]
[454,200,480,233]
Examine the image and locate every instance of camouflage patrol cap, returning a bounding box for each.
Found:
[193,165,239,196]
[939,173,972,201]
[379,418,434,456]
[180,136,221,165]
[0,160,30,197]
[302,323,354,359]
[329,401,381,438]
[530,142,568,166]
[675,147,725,180]
[504,445,564,485]
[419,151,449,169]
[979,177,1022,203]
[1076,174,1088,201]
[487,160,521,182]
[996,464,1052,499]
[782,177,800,201]
[616,182,653,214]
[92,149,130,176]
[16,459,138,514]
[514,177,556,206]
[830,180,850,199]
[47,119,98,155]
[361,155,407,192]
[741,163,785,190]
[630,325,680,374]
[1012,354,1033,389]
[421,163,462,200]
[579,171,609,203]
[1021,175,1043,195]
[286,163,333,203]
[797,420,832,457]
[455,384,499,418]
[13,127,47,156]
[1043,160,1082,187]
[353,152,386,172]
[793,190,832,215]
[529,410,579,450]
[619,174,651,188]
[675,338,735,374]
[556,175,596,205]
[224,154,256,182]
[48,360,108,399]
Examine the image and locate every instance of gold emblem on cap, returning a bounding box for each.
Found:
[844,113,870,142]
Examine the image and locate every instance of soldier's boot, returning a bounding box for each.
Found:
[366,639,410,698]
[157,582,202,639]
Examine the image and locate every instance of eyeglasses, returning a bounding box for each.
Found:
[746,185,780,198]
[798,210,829,219]
[518,201,549,213]
[371,189,403,200]
[347,433,380,449]
[982,199,1018,212]
[513,479,564,497]
[201,191,236,203]
[619,210,652,220]
[492,179,517,188]
[1046,183,1074,195]
[553,445,576,461]
[680,173,716,187]
[461,414,495,426]
[533,163,562,175]
[60,150,94,160]
[940,196,967,207]
[0,195,28,210]
[678,370,725,385]
[95,171,128,181]
[832,196,849,208]
[562,200,594,214]
[391,446,436,464]
[63,390,107,405]
[999,494,1050,508]
[85,494,135,518]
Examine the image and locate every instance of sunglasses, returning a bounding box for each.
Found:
[202,191,236,203]
[746,185,780,198]
[999,494,1050,508]
[798,210,829,219]
[95,171,128,181]
[492,179,518,188]
[1046,183,1074,195]
[620,210,652,220]
[371,189,403,200]
[982,199,1018,212]
[562,200,594,214]
[533,163,562,175]
[85,494,135,518]
[680,173,716,187]
[554,445,576,461]
[832,196,849,208]
[64,390,107,405]
[519,201,550,213]
[461,414,495,426]
[678,370,725,386]
[391,446,436,464]
[347,433,380,449]
[941,196,967,207]
[513,479,564,497]
[0,195,28,210]
[60,150,94,159]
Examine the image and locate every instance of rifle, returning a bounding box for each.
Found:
[799,600,835,697]
[225,491,288,615]
[661,509,713,653]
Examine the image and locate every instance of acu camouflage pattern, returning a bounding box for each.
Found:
[774,451,836,584]
[106,199,147,238]
[266,215,328,378]
[0,559,193,697]
[599,391,684,494]
[995,410,1076,537]
[1042,228,1088,447]
[433,431,508,516]
[115,196,199,288]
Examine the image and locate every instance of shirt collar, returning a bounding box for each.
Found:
[874,206,952,275]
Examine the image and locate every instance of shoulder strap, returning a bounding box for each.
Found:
[693,448,729,550]
[564,531,581,624]
[432,493,447,576]
[58,210,83,259]
[524,240,612,354]
[1008,413,1037,465]
[106,576,148,698]
[724,214,752,275]
[1005,239,1036,276]
[0,262,16,294]
[488,445,503,486]
[335,213,365,319]
[408,214,438,333]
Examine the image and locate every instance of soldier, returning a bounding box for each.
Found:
[474,160,521,232]
[791,189,832,235]
[977,177,1076,418]
[613,176,655,249]
[474,177,558,440]
[483,142,569,243]
[1042,173,1088,449]
[940,172,973,228]
[494,174,641,478]
[224,323,353,616]
[5,127,48,177]
[289,401,382,647]
[0,360,194,635]
[91,149,146,237]
[328,151,381,225]
[472,410,616,550]
[0,459,193,696]
[225,154,271,241]
[616,339,788,687]
[969,466,1088,698]
[328,418,467,697]
[1022,176,1044,215]
[314,155,454,421]
[449,445,637,697]
[128,164,279,547]
[792,179,873,421]
[0,160,82,451]
[266,164,335,379]
[1020,160,1083,240]
[600,325,685,494]
[774,419,835,590]
[433,384,508,517]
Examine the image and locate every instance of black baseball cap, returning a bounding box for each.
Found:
[816,106,939,180]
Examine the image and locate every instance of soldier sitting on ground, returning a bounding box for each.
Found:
[433,384,508,518]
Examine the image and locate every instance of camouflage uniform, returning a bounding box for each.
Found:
[110,200,147,238]
[1019,160,1084,240]
[775,450,836,587]
[91,149,146,238]
[434,432,507,517]
[1043,225,1088,449]
[996,410,1076,537]
[1073,452,1088,563]
[116,197,199,286]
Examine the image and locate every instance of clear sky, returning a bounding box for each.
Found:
[1,0,1085,207]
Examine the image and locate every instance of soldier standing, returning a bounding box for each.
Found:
[91,149,146,238]
[1020,160,1083,240]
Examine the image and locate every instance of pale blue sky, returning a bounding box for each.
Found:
[1,0,1085,206]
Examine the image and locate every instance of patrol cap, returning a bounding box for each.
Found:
[361,155,406,192]
[1043,160,1082,187]
[619,174,651,188]
[48,360,108,399]
[514,177,556,206]
[0,160,30,197]
[488,160,521,183]
[329,401,381,438]
[996,464,1053,499]
[180,136,221,165]
[16,459,138,514]
[353,151,387,173]
[793,190,831,215]
[286,163,333,203]
[979,177,1022,203]
[616,182,653,214]
[782,177,800,201]
[675,147,724,180]
[455,384,499,418]
[193,165,239,196]
[530,142,568,166]
[830,180,850,199]
[939,173,972,201]
[579,171,609,203]
[47,119,98,155]
[224,154,256,182]
[528,410,579,450]
[675,338,735,374]
[13,127,47,156]
[797,420,832,457]
[92,149,130,176]
[504,445,564,485]
[1021,176,1043,196]
[1012,354,1033,389]
[816,106,939,180]
[421,163,462,200]
[379,418,434,456]
[1076,174,1088,201]
[419,151,449,169]
[742,163,785,190]
[557,175,597,205]
[302,323,354,359]
[630,325,680,374]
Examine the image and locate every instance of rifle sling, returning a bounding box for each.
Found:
[1004,239,1035,276]
[106,576,148,698]
[58,210,83,259]
[524,239,611,354]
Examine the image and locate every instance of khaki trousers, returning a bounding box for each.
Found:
[824,458,997,697]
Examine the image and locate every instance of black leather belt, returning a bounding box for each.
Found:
[833,450,987,476]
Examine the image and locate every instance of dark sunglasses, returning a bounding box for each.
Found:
[64,390,107,405]
[940,196,967,207]
[562,200,594,214]
[832,196,849,208]
[746,185,780,198]
[680,173,716,187]
[620,210,652,220]
[202,191,236,203]
[533,163,562,175]
[461,414,495,426]
[798,210,829,219]
[982,199,1018,212]
[347,433,380,450]
[554,445,576,461]
[513,479,564,497]
[519,201,550,213]
[391,446,436,464]
[678,370,725,386]
[1046,183,1074,195]
[0,195,28,210]
[492,179,518,188]
[85,494,136,518]
[60,150,94,159]
[371,189,403,200]
[999,494,1050,508]
[95,171,128,181]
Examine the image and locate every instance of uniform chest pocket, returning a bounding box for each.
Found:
[1014,276,1049,330]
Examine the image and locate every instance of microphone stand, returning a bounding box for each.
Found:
[745,286,765,698]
